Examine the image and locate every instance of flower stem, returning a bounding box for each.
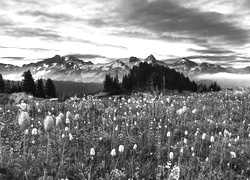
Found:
[23,132,26,159]
[0,128,2,167]
[46,133,50,165]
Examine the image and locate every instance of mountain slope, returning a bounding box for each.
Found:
[168,58,242,76]
[2,55,250,87]
[1,54,168,83]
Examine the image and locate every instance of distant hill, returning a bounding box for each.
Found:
[53,81,103,98]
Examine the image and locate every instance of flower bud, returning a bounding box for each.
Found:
[230,151,236,158]
[133,144,137,150]
[167,131,171,137]
[111,149,116,156]
[18,111,30,130]
[202,133,206,140]
[74,114,80,121]
[69,133,73,141]
[118,145,124,153]
[31,128,38,135]
[59,112,64,119]
[66,118,70,124]
[169,152,174,160]
[66,111,72,119]
[24,129,29,135]
[210,136,215,143]
[56,116,63,128]
[90,148,95,156]
[44,115,54,133]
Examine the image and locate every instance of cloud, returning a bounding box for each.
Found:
[188,48,235,55]
[196,73,250,88]
[65,37,127,49]
[0,45,60,52]
[111,0,249,47]
[64,54,107,59]
[5,27,62,40]
[0,15,14,27]
[18,10,81,22]
[1,57,25,60]
[184,54,250,67]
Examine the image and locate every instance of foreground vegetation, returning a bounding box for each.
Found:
[0,88,249,179]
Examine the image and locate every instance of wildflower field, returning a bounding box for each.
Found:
[1,89,250,180]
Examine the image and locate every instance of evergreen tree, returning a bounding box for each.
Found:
[10,81,17,93]
[0,74,5,93]
[112,72,121,94]
[36,78,45,98]
[17,82,22,92]
[208,82,221,92]
[22,70,36,95]
[45,78,56,98]
[5,80,11,93]
[122,62,198,93]
[103,74,113,92]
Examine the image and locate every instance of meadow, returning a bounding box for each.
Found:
[0,89,250,179]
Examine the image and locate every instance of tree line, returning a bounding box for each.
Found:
[104,61,221,95]
[0,70,57,98]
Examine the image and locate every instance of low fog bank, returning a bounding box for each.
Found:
[3,72,250,89]
[195,73,250,88]
[2,73,23,81]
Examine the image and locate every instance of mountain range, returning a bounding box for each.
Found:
[1,54,250,87]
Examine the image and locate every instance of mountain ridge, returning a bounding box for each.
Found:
[1,55,250,84]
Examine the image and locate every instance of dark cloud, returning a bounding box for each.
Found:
[188,48,235,54]
[243,0,250,9]
[97,43,127,49]
[110,30,156,40]
[87,18,107,27]
[18,10,81,22]
[187,55,236,61]
[112,0,249,47]
[64,54,107,59]
[5,27,62,40]
[1,57,25,60]
[0,45,60,52]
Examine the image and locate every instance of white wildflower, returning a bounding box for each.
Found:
[90,148,95,156]
[111,149,116,156]
[118,145,124,153]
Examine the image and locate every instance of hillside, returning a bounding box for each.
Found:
[53,81,103,98]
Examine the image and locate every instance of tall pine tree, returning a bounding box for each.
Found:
[45,78,56,98]
[36,78,45,98]
[0,74,5,93]
[22,70,36,95]
[104,74,112,92]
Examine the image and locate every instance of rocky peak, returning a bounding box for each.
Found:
[145,54,157,62]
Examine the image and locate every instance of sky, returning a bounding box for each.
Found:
[1,0,250,67]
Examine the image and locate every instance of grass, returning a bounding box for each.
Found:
[0,88,250,179]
